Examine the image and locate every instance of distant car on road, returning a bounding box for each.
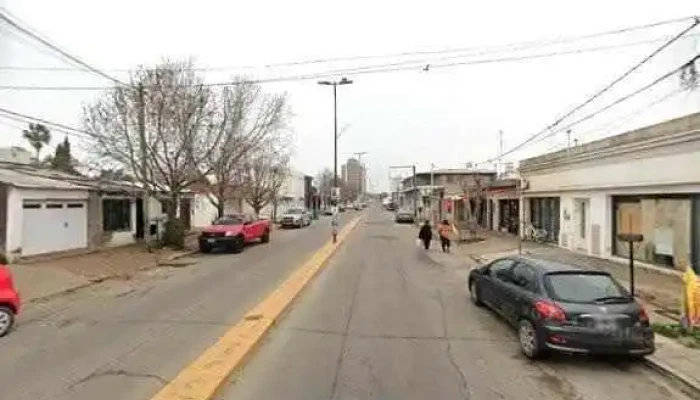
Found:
[0,264,20,337]
[199,214,271,253]
[338,203,347,212]
[468,256,654,360]
[323,208,334,216]
[395,209,414,224]
[385,202,397,211]
[279,208,311,228]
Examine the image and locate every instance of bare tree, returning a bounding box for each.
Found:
[316,168,347,206]
[202,79,288,218]
[459,175,486,238]
[241,140,291,217]
[82,59,221,222]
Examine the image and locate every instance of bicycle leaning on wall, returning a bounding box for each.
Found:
[523,223,548,244]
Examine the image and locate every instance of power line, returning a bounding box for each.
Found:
[3,34,699,92]
[484,18,700,163]
[541,86,688,152]
[0,106,92,138]
[520,54,700,157]
[0,8,129,86]
[0,15,695,73]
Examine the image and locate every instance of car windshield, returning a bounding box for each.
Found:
[544,272,630,304]
[212,216,244,225]
[286,209,304,214]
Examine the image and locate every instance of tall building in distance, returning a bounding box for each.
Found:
[341,157,365,201]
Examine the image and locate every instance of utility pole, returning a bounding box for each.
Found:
[412,165,417,217]
[566,129,572,153]
[137,83,150,241]
[318,78,353,205]
[498,130,504,176]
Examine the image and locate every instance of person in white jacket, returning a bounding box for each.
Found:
[331,205,339,243]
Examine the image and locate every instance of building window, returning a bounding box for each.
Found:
[613,196,691,269]
[103,199,131,231]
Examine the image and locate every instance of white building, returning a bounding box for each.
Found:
[0,147,33,165]
[519,112,700,271]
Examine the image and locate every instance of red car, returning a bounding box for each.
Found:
[0,265,20,337]
[199,214,271,253]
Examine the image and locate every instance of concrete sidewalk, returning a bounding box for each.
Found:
[452,232,700,397]
[10,236,199,303]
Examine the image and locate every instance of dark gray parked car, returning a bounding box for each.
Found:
[395,209,414,223]
[468,256,654,359]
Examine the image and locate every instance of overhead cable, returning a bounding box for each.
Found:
[0,8,129,86]
[483,18,700,163]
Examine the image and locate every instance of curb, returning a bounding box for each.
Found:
[644,356,700,398]
[160,249,199,264]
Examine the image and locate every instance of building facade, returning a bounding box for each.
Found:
[342,158,365,201]
[486,178,519,234]
[401,169,497,225]
[519,112,700,271]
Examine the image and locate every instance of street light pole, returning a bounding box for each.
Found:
[333,84,338,189]
[318,77,353,204]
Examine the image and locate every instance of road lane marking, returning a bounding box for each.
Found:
[149,216,363,400]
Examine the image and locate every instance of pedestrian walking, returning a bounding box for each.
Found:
[331,205,339,243]
[418,220,432,250]
[438,219,452,253]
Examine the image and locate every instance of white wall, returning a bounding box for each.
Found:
[523,141,700,194]
[5,186,89,255]
[193,193,218,228]
[280,170,306,202]
[522,139,700,258]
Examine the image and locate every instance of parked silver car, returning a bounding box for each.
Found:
[280,208,312,228]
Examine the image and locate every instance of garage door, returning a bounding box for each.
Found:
[22,201,88,256]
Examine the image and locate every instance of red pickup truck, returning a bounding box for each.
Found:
[0,265,20,337]
[199,214,271,253]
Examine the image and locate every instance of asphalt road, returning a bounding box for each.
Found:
[220,208,692,400]
[0,212,354,400]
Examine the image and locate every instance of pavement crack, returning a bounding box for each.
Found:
[329,261,366,400]
[288,326,515,343]
[436,290,470,400]
[69,368,167,390]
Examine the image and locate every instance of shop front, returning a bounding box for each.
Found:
[498,198,520,235]
[612,194,699,270]
[529,197,560,243]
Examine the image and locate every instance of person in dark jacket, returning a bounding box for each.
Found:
[418,220,433,250]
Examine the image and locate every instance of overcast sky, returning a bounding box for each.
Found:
[1,0,699,192]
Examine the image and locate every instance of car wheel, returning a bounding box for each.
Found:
[261,230,270,243]
[0,305,15,337]
[231,235,245,253]
[518,319,546,359]
[469,280,483,306]
[199,244,211,253]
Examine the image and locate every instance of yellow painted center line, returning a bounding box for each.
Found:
[149,216,364,400]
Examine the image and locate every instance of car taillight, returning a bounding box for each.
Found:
[639,305,650,323]
[534,300,567,322]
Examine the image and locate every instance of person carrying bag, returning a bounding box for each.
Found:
[438,219,452,253]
